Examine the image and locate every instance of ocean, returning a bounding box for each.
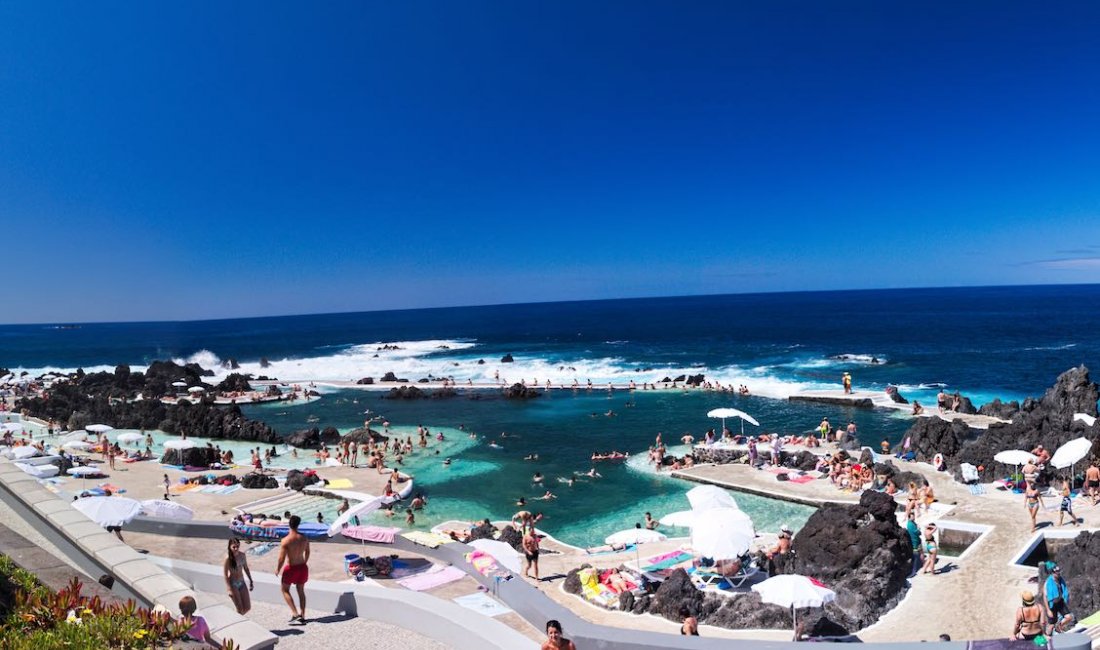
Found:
[4,284,1100,545]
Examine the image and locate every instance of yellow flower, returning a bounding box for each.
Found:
[82,608,94,615]
[133,630,148,639]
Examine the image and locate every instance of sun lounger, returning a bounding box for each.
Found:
[401,531,453,549]
[689,554,760,590]
[342,525,399,544]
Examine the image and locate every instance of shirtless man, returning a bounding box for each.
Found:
[522,528,541,581]
[541,620,576,650]
[1086,462,1100,505]
[275,515,311,624]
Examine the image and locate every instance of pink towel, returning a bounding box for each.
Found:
[397,566,467,591]
[341,525,399,543]
[788,475,816,484]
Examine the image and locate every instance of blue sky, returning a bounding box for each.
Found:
[2,1,1099,323]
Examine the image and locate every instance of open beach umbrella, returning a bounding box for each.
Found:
[605,528,667,546]
[85,424,114,434]
[187,386,205,394]
[1,422,24,432]
[468,539,523,573]
[67,465,104,489]
[116,432,143,445]
[707,407,760,437]
[163,439,196,450]
[752,574,837,637]
[171,381,187,387]
[327,496,385,537]
[140,499,194,520]
[72,496,143,528]
[690,509,755,560]
[1050,437,1093,485]
[60,430,89,442]
[994,449,1037,480]
[661,508,753,529]
[686,484,740,512]
[62,440,94,453]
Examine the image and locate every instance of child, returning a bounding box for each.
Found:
[178,595,218,647]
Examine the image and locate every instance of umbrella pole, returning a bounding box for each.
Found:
[791,605,797,641]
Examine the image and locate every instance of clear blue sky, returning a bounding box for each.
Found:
[2,2,1099,324]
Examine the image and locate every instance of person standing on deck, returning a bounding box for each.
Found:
[842,372,852,394]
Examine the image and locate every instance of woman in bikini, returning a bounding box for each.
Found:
[905,482,919,519]
[921,523,938,575]
[922,480,935,514]
[1013,590,1046,640]
[1025,483,1043,532]
[223,539,254,615]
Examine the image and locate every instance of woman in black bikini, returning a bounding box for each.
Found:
[1013,590,1046,640]
[680,606,699,636]
[1025,483,1043,532]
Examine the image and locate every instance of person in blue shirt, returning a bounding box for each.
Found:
[906,511,923,576]
[1044,564,1074,633]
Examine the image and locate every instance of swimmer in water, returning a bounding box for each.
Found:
[443,457,452,466]
[524,453,539,461]
[584,468,601,479]
[538,491,556,500]
[516,497,527,507]
[533,472,543,484]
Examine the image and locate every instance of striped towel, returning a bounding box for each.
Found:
[402,531,453,548]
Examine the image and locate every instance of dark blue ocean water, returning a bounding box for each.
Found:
[4,285,1100,544]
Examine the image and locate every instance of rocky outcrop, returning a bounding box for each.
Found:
[906,366,1100,481]
[341,427,386,444]
[685,374,705,387]
[978,398,1020,420]
[885,385,908,404]
[467,521,498,543]
[286,469,321,491]
[498,525,523,552]
[380,372,403,383]
[500,354,514,363]
[382,386,456,399]
[160,446,218,468]
[786,491,911,632]
[215,373,252,393]
[285,427,342,449]
[1051,531,1100,622]
[503,383,541,399]
[649,569,706,619]
[356,377,374,385]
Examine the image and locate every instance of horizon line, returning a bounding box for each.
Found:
[5,281,1100,328]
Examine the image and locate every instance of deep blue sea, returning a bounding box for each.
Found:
[4,285,1100,545]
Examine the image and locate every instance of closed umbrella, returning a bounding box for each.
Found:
[707,407,760,436]
[691,508,755,560]
[140,499,194,520]
[327,496,384,536]
[752,574,836,638]
[116,432,143,445]
[605,528,666,546]
[163,439,196,450]
[72,496,143,528]
[468,539,523,573]
[687,484,740,511]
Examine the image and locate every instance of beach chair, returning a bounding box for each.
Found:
[690,555,759,590]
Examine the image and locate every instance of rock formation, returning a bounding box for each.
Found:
[503,383,541,399]
[1051,531,1100,622]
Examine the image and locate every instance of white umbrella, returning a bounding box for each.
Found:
[686,484,740,512]
[752,574,837,637]
[1,422,24,432]
[994,449,1037,466]
[1073,413,1097,427]
[163,439,196,450]
[115,432,143,445]
[691,508,755,560]
[187,386,205,393]
[72,496,143,528]
[1050,438,1094,486]
[62,441,94,453]
[11,446,40,460]
[67,464,104,489]
[661,507,752,529]
[60,430,89,442]
[171,381,188,388]
[327,496,385,537]
[605,528,666,546]
[468,539,523,573]
[707,407,760,436]
[140,499,194,520]
[85,424,114,434]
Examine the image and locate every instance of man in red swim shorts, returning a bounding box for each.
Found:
[275,515,311,624]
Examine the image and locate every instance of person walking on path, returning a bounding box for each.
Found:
[1045,564,1073,633]
[224,539,254,615]
[542,620,577,650]
[1085,461,1100,505]
[1058,479,1079,527]
[1013,590,1047,641]
[1025,483,1044,532]
[522,527,541,582]
[275,515,311,624]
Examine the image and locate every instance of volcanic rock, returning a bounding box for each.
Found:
[885,385,908,404]
[356,377,374,385]
[503,383,541,399]
[341,427,386,444]
[978,398,1020,420]
[498,525,524,551]
[1051,531,1100,622]
[285,469,321,491]
[381,372,400,382]
[215,373,252,393]
[500,354,514,363]
[240,473,278,489]
[383,386,425,400]
[160,446,218,468]
[649,569,705,620]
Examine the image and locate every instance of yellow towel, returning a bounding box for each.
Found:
[326,478,353,489]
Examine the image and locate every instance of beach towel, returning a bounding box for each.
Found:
[585,543,635,556]
[402,531,453,549]
[641,551,693,572]
[465,550,510,578]
[788,475,816,484]
[397,566,466,591]
[219,484,242,495]
[246,542,277,557]
[342,525,398,544]
[325,478,353,489]
[452,592,513,617]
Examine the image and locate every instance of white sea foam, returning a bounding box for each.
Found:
[831,353,888,364]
